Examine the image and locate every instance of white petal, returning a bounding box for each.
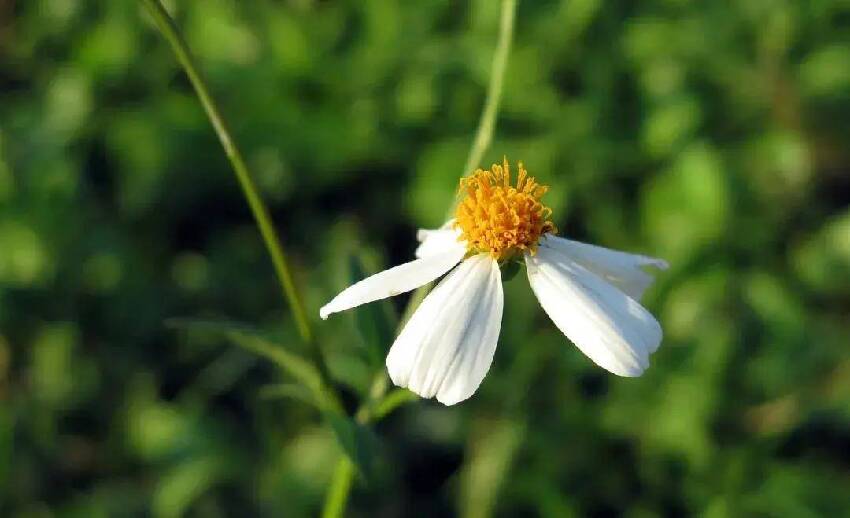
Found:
[416,219,456,240]
[386,254,503,405]
[415,220,464,259]
[320,247,465,320]
[526,246,662,377]
[542,235,668,300]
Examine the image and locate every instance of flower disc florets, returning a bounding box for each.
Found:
[455,158,556,261]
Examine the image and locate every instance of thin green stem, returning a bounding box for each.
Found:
[139,0,314,346]
[462,0,518,177]
[322,373,388,518]
[320,1,520,514]
[321,457,355,518]
[321,372,387,518]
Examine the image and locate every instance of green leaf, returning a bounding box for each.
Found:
[325,413,381,482]
[348,255,396,365]
[166,318,341,413]
[372,388,418,420]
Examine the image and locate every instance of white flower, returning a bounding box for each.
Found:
[320,159,667,405]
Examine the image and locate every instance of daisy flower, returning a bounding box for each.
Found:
[321,159,668,405]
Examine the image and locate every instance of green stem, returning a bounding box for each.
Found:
[322,373,387,518]
[139,0,314,345]
[461,0,518,177]
[320,0,519,514]
[321,457,355,518]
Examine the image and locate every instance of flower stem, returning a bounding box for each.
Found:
[321,372,388,518]
[462,0,518,177]
[321,457,355,518]
[139,0,314,345]
[320,0,520,514]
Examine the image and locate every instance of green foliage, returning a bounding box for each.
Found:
[348,255,396,367]
[166,319,341,413]
[2,0,850,516]
[324,413,381,482]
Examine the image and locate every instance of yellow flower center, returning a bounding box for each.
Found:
[455,158,556,261]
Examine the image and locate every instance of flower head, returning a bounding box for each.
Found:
[320,159,668,405]
[455,159,556,261]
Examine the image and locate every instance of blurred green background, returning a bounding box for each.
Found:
[2,0,850,516]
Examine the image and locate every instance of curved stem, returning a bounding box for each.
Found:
[462,0,518,177]
[139,0,314,346]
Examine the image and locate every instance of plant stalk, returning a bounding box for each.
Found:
[462,0,518,177]
[139,0,314,346]
[321,1,519,515]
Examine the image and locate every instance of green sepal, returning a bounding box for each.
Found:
[499,259,522,282]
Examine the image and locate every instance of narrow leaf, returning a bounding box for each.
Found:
[373,388,418,421]
[348,255,396,365]
[325,413,380,482]
[167,318,341,412]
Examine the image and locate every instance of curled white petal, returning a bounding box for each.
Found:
[320,247,465,320]
[541,235,668,300]
[386,254,503,405]
[526,246,661,377]
[415,220,464,259]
